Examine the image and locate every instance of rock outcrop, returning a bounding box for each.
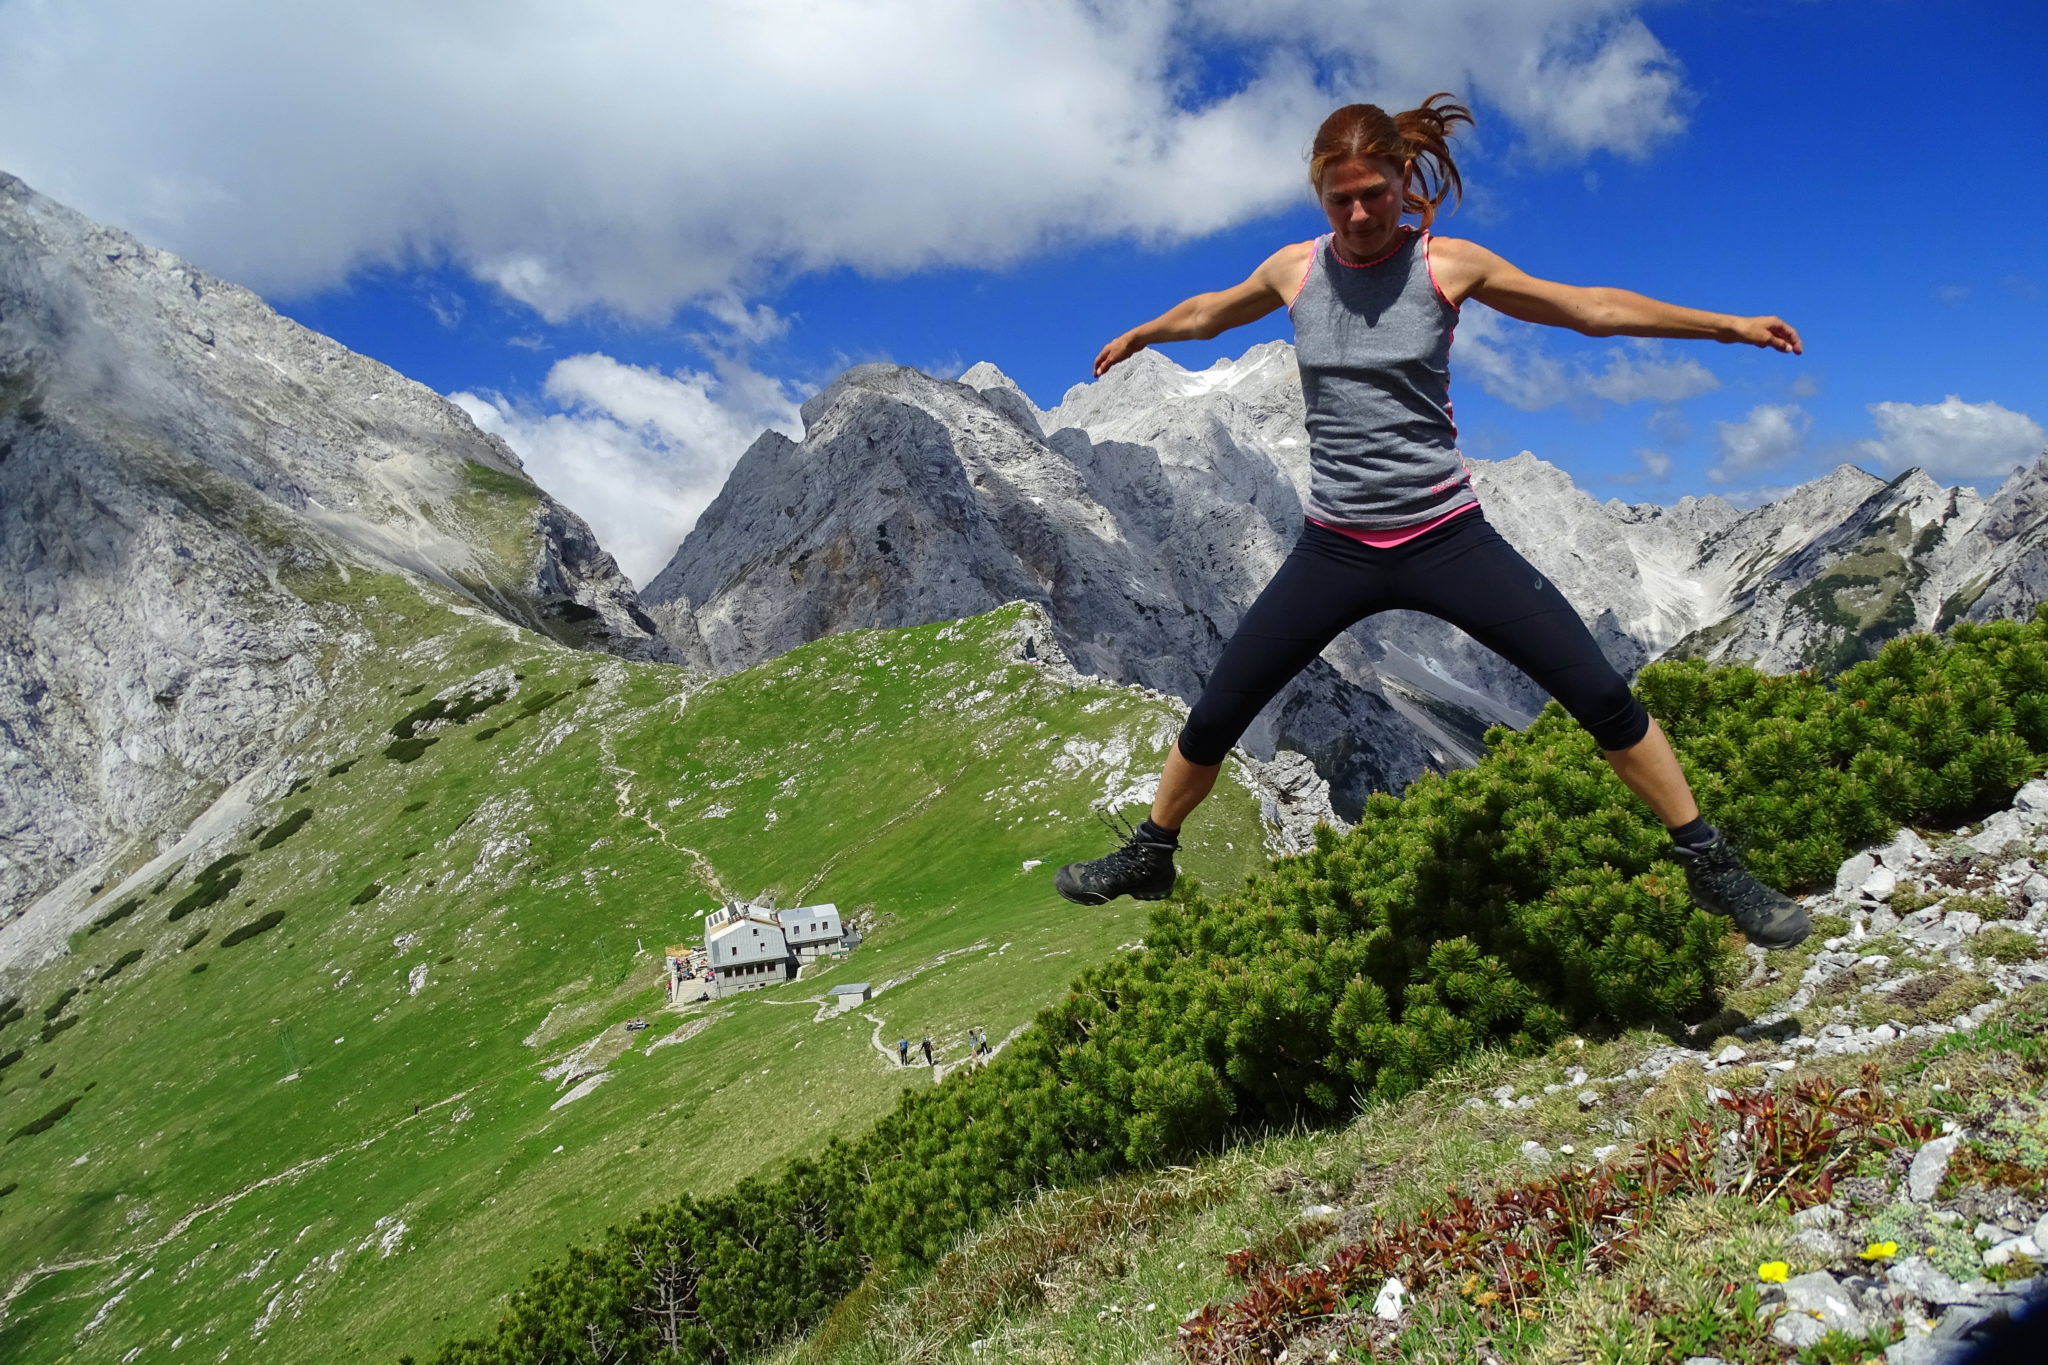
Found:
[0,172,673,919]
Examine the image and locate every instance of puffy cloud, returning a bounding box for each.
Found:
[1585,346,1718,405]
[1455,308,1718,412]
[1636,448,1672,479]
[1857,396,2047,482]
[0,1,1691,320]
[452,353,804,585]
[1709,403,1809,483]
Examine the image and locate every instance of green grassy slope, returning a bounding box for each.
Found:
[0,576,1276,1365]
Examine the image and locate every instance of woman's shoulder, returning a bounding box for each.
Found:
[1252,238,1322,300]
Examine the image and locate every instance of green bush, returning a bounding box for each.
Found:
[39,1015,78,1044]
[220,911,286,948]
[327,758,358,777]
[189,962,209,974]
[98,949,145,982]
[385,736,439,763]
[350,882,383,906]
[390,687,508,740]
[256,807,314,850]
[0,996,21,1032]
[1975,926,2041,965]
[167,866,241,923]
[181,928,209,952]
[432,609,2048,1365]
[87,899,141,934]
[8,1095,81,1143]
[0,1048,22,1074]
[41,987,78,1021]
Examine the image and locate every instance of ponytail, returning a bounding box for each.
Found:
[1309,92,1474,228]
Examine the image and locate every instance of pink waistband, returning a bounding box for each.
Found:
[1308,499,1480,549]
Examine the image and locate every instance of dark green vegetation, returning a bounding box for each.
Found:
[8,1095,81,1143]
[87,899,141,934]
[384,735,440,763]
[255,807,314,849]
[218,911,287,948]
[165,861,243,923]
[96,950,145,983]
[430,612,2048,1365]
[391,687,508,740]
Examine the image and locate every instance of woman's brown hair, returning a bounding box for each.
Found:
[1308,93,1474,228]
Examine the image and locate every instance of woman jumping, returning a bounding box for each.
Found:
[1054,94,1810,950]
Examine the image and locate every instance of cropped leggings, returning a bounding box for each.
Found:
[1177,513,1651,766]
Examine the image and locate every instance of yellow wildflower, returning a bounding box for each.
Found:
[1758,1262,1790,1283]
[1860,1241,1899,1261]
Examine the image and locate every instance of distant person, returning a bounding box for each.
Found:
[921,1037,934,1066]
[1056,93,1809,950]
[897,1038,909,1066]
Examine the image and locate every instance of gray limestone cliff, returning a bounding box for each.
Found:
[0,172,674,919]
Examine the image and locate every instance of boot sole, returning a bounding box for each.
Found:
[1055,885,1172,907]
[1702,904,1811,951]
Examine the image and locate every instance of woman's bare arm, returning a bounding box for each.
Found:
[1094,242,1316,376]
[1427,236,1803,353]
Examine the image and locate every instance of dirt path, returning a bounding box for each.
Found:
[595,728,729,901]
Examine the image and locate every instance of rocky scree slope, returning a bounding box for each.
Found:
[645,343,2048,812]
[0,172,672,920]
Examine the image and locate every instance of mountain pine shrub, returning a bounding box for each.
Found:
[430,609,2048,1365]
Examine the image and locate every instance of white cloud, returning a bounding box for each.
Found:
[1455,308,1718,412]
[452,353,804,585]
[1709,403,1810,483]
[0,1,1691,320]
[1636,448,1672,479]
[1585,345,1718,405]
[1856,396,2047,482]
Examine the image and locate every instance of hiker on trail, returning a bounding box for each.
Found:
[1055,94,1810,951]
[897,1038,909,1066]
[921,1036,935,1066]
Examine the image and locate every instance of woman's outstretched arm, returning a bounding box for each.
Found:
[1427,237,1803,353]
[1094,241,1317,376]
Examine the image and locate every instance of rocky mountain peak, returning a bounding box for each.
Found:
[0,171,672,918]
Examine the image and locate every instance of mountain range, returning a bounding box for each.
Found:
[644,343,2048,815]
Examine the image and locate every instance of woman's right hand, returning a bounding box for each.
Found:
[1094,331,1148,378]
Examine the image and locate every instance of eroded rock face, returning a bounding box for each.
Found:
[0,172,674,918]
[645,342,2046,811]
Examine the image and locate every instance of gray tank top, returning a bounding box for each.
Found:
[1290,229,1474,529]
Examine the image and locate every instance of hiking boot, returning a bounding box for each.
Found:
[1055,828,1177,905]
[1673,835,1811,949]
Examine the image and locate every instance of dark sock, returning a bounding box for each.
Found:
[1668,816,1717,853]
[1138,818,1180,848]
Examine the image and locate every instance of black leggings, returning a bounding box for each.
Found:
[1177,513,1651,765]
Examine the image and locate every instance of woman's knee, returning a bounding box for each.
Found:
[1177,700,1245,768]
[1572,682,1651,751]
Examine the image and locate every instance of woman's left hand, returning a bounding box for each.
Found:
[1726,315,1803,354]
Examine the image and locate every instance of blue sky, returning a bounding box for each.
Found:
[4,1,2044,583]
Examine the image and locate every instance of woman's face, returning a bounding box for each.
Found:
[1319,155,1410,262]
